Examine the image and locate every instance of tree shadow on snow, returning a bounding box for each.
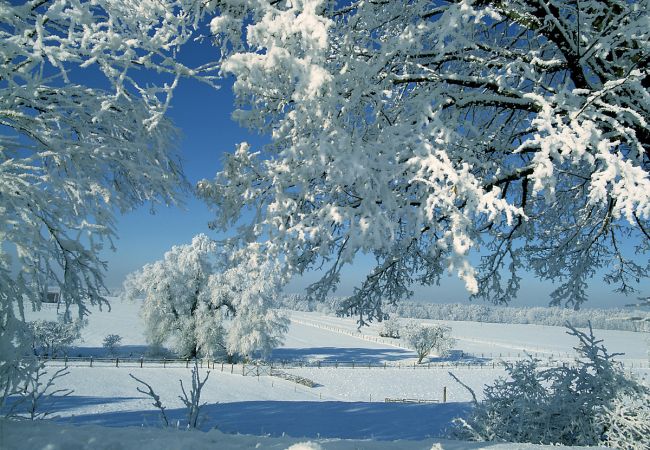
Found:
[67,345,155,358]
[58,400,472,440]
[270,346,416,363]
[2,395,138,416]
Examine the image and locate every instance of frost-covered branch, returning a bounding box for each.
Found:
[1,0,220,401]
[129,373,170,427]
[200,0,649,323]
[178,360,210,429]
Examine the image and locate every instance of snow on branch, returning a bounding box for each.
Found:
[199,0,650,322]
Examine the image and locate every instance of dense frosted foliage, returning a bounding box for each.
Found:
[453,324,650,447]
[124,235,221,358]
[0,0,218,402]
[213,260,290,359]
[402,322,454,363]
[124,235,288,360]
[27,319,82,358]
[199,0,650,324]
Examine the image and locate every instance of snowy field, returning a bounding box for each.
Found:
[5,298,648,449]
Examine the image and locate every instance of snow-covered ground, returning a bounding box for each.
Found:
[7,298,647,449]
[1,419,607,450]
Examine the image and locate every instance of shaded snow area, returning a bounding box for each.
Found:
[5,299,645,449]
[1,420,607,450]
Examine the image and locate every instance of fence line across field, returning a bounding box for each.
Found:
[40,356,650,371]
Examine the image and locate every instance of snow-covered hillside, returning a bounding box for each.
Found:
[8,298,647,449]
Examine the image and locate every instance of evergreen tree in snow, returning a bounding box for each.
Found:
[199,0,650,325]
[453,323,650,447]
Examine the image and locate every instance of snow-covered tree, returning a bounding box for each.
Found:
[1,0,218,403]
[199,0,650,324]
[102,334,122,357]
[211,256,290,360]
[379,316,402,339]
[124,235,288,360]
[403,322,454,363]
[453,323,650,447]
[28,319,82,359]
[123,234,222,359]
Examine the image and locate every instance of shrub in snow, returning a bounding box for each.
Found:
[286,442,323,450]
[28,320,82,359]
[129,360,209,429]
[403,322,454,363]
[452,323,650,447]
[102,334,123,357]
[4,364,72,420]
[598,393,650,450]
[379,317,402,339]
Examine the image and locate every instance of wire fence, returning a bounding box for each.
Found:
[39,355,650,371]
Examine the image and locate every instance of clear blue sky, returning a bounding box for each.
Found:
[100,40,648,309]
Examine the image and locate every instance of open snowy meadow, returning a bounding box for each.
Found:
[3,299,647,449]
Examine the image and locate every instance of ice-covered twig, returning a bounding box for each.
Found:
[178,360,210,429]
[448,371,477,404]
[129,373,169,427]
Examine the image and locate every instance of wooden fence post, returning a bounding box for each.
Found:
[115,358,119,368]
[90,356,93,368]
[140,357,143,368]
[443,386,447,403]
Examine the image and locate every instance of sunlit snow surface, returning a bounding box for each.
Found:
[6,298,646,448]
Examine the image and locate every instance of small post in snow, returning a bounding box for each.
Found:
[443,386,447,403]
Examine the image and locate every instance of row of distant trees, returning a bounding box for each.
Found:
[278,295,650,332]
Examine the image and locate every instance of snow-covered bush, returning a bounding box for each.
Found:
[403,322,454,363]
[28,320,82,359]
[102,335,123,357]
[452,323,650,447]
[599,393,650,449]
[379,317,402,339]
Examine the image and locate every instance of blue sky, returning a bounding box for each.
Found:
[99,40,648,309]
